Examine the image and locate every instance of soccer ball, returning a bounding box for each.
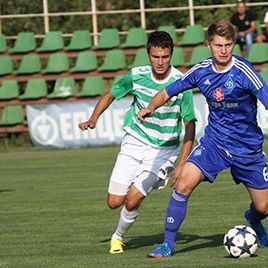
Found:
[223,225,258,258]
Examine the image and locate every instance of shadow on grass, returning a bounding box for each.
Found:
[0,189,14,193]
[121,232,223,253]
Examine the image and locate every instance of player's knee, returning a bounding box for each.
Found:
[254,202,268,216]
[107,195,125,209]
[125,199,139,211]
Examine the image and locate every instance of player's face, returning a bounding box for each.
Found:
[148,46,172,79]
[207,35,234,71]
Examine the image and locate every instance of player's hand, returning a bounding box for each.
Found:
[137,108,154,123]
[78,120,96,130]
[171,164,184,187]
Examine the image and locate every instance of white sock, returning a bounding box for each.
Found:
[111,206,139,241]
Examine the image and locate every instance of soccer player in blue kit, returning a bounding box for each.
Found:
[138,18,268,257]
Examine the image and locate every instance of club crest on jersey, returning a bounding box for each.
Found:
[224,77,235,93]
[214,88,224,101]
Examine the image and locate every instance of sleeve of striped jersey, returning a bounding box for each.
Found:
[166,70,196,97]
[109,71,133,100]
[180,90,197,122]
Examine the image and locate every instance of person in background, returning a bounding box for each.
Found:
[256,10,268,43]
[231,0,257,56]
[79,31,196,254]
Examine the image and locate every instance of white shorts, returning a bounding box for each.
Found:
[108,134,180,196]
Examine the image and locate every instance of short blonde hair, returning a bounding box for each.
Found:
[207,19,236,42]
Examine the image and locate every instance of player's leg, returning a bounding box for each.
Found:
[245,187,268,247]
[148,138,232,258]
[111,171,163,250]
[231,153,268,247]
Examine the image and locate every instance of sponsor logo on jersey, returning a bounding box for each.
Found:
[224,77,235,93]
[214,88,225,101]
[204,79,211,85]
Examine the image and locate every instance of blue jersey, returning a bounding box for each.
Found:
[166,56,268,157]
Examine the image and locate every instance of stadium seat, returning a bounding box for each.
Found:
[0,80,19,100]
[157,25,177,43]
[247,43,268,63]
[42,53,69,74]
[94,28,120,49]
[65,30,92,51]
[0,56,13,75]
[79,76,104,97]
[260,68,268,84]
[48,77,76,98]
[171,47,184,67]
[0,34,7,53]
[121,27,147,48]
[129,48,149,68]
[185,46,211,66]
[9,32,36,54]
[37,31,64,52]
[180,24,205,46]
[0,105,24,125]
[112,74,125,85]
[16,54,41,74]
[19,78,47,99]
[256,21,263,36]
[233,44,241,56]
[99,50,126,71]
[70,51,97,72]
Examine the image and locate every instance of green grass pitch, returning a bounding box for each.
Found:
[0,140,268,268]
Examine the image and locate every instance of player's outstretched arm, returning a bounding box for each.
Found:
[138,88,170,122]
[79,91,115,130]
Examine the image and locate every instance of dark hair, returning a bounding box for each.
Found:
[146,31,174,55]
[207,19,236,42]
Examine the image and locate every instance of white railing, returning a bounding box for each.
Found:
[0,0,267,45]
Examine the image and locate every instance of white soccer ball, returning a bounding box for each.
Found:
[223,225,258,258]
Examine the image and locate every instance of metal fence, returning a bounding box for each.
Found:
[0,0,268,45]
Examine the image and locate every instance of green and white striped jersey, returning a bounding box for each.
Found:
[110,65,196,148]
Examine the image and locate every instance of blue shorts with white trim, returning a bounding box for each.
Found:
[187,136,268,190]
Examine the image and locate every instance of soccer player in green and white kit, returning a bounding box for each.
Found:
[78,31,196,254]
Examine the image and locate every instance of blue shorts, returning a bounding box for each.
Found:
[187,137,268,190]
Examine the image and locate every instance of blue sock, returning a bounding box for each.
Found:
[164,189,189,250]
[249,203,267,225]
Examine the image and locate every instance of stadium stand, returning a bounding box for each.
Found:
[247,43,268,64]
[0,34,7,53]
[260,67,268,84]
[0,55,13,75]
[233,44,241,56]
[0,105,24,125]
[157,25,177,43]
[65,30,92,51]
[9,32,36,54]
[19,78,48,100]
[70,51,98,73]
[185,45,211,66]
[94,28,120,49]
[0,80,19,100]
[42,52,69,74]
[180,24,205,46]
[99,49,126,71]
[121,27,147,48]
[47,77,76,98]
[112,74,125,85]
[171,47,185,67]
[79,76,104,97]
[37,31,64,52]
[16,54,41,75]
[129,48,149,68]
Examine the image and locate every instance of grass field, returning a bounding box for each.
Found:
[0,140,268,268]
